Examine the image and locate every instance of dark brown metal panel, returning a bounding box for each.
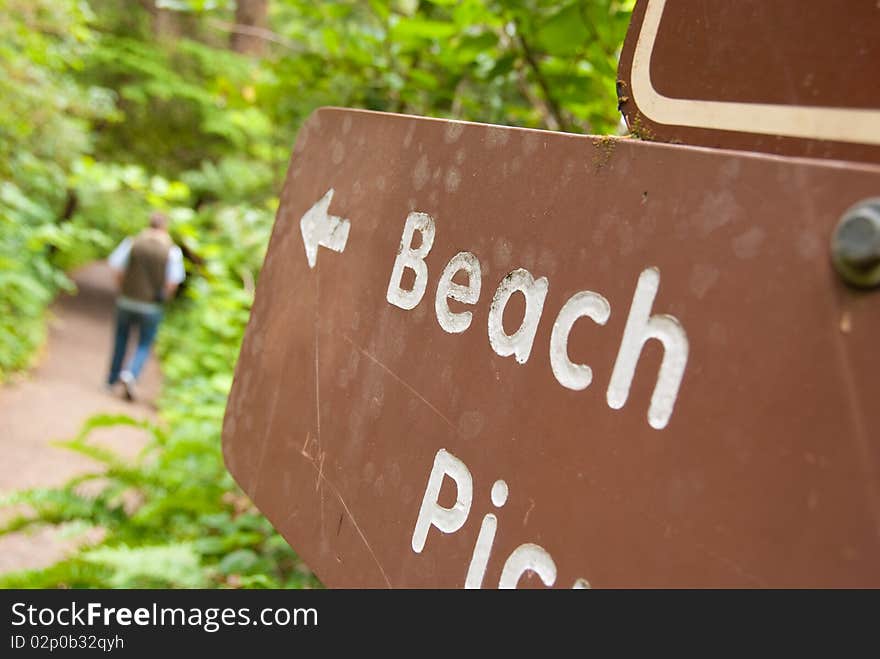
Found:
[222,107,880,588]
[618,0,880,163]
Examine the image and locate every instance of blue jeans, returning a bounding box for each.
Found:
[107,304,163,385]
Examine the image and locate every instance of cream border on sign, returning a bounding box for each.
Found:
[630,0,880,146]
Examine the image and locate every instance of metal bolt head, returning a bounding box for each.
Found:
[831,198,880,288]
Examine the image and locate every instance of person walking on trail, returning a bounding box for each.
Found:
[106,212,185,401]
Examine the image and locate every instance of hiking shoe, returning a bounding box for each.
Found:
[119,371,136,402]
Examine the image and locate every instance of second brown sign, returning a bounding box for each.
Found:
[617,0,880,163]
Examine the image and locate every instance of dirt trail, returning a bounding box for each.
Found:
[0,262,161,574]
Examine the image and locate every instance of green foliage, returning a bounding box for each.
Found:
[263,0,633,133]
[1,0,631,587]
[0,0,98,377]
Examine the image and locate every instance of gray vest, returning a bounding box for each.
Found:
[121,230,171,304]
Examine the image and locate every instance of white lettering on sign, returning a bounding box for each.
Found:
[490,479,509,507]
[487,268,550,364]
[387,211,436,310]
[464,513,498,589]
[413,449,590,589]
[435,251,482,334]
[386,213,690,430]
[411,449,472,553]
[464,479,508,589]
[299,188,351,269]
[606,267,689,430]
[550,291,611,391]
[499,543,557,589]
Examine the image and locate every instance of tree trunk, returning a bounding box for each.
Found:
[140,0,183,40]
[231,0,269,56]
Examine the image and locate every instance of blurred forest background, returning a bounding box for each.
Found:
[0,0,632,588]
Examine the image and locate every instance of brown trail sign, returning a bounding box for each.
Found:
[617,0,880,163]
[223,108,880,588]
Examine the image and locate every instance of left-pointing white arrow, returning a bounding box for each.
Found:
[300,188,351,269]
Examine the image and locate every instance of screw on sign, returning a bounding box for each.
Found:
[222,107,880,588]
[832,199,880,289]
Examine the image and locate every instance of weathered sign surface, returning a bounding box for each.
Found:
[617,0,880,163]
[222,107,880,587]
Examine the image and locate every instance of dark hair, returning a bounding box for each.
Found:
[149,212,168,229]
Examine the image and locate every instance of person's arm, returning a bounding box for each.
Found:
[107,238,132,290]
[165,245,186,299]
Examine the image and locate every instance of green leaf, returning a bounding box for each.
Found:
[391,18,458,43]
[82,544,207,588]
[536,2,591,57]
[218,548,261,576]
